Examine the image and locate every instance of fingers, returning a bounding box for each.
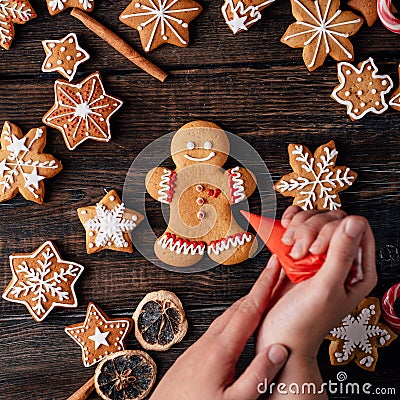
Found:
[281,205,302,228]
[318,216,369,286]
[224,344,288,400]
[220,255,281,359]
[308,219,342,255]
[281,210,319,245]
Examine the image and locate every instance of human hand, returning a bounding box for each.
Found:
[256,206,378,359]
[150,262,289,400]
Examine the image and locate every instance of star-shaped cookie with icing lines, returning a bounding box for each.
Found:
[281,0,363,71]
[78,190,144,254]
[2,241,84,322]
[326,297,397,371]
[0,0,36,50]
[65,303,133,367]
[0,121,62,204]
[42,33,90,81]
[46,0,94,16]
[119,0,203,52]
[42,72,123,151]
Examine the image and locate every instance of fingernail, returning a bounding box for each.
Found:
[290,240,305,259]
[345,218,364,238]
[282,228,295,245]
[268,345,288,366]
[309,240,320,254]
[266,254,278,268]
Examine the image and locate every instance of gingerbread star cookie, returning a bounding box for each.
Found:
[221,0,275,34]
[78,190,144,254]
[327,297,397,371]
[46,0,94,16]
[281,0,363,71]
[65,302,133,367]
[42,33,90,81]
[42,72,123,151]
[0,0,36,50]
[2,241,84,322]
[388,64,400,111]
[331,58,393,120]
[274,140,357,211]
[0,121,62,204]
[119,0,203,52]
[348,0,378,26]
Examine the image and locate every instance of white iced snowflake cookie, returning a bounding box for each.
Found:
[331,58,393,120]
[46,0,94,16]
[2,241,84,322]
[326,297,397,371]
[274,140,357,211]
[78,190,144,254]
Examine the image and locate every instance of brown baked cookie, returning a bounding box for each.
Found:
[281,0,363,71]
[2,241,84,322]
[0,121,62,204]
[78,190,144,254]
[95,350,157,400]
[348,0,378,26]
[326,297,397,371]
[389,64,400,111]
[274,140,357,210]
[133,290,188,351]
[65,302,133,367]
[46,0,94,16]
[145,120,258,267]
[0,0,36,50]
[119,0,203,52]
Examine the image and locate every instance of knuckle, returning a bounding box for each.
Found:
[327,209,347,219]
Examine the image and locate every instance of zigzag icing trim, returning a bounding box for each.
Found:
[158,233,206,255]
[157,169,176,204]
[208,232,252,255]
[228,166,246,204]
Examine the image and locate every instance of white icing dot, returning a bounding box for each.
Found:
[372,89,377,94]
[137,26,143,31]
[135,2,141,7]
[66,55,72,61]
[357,90,362,95]
[89,231,94,237]
[182,23,188,28]
[357,77,362,82]
[89,312,93,315]
[81,210,87,214]
[85,132,89,136]
[132,215,138,221]
[197,211,205,220]
[99,321,103,325]
[375,101,380,106]
[80,329,85,333]
[379,337,386,345]
[116,337,119,341]
[69,38,74,43]
[110,324,114,328]
[67,70,72,74]
[88,243,94,248]
[88,318,91,322]
[108,241,112,246]
[354,108,359,113]
[120,331,124,335]
[118,346,122,350]
[63,123,68,128]
[369,82,373,86]
[163,35,168,40]
[382,80,388,86]
[100,117,104,122]
[61,46,66,52]
[346,70,351,75]
[57,60,63,65]
[46,62,52,68]
[100,95,105,100]
[186,141,195,150]
[104,325,108,328]
[109,195,115,201]
[344,91,350,97]
[360,102,366,107]
[49,43,56,48]
[367,65,372,70]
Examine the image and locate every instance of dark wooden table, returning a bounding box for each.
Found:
[1,0,400,398]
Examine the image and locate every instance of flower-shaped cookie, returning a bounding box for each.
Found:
[281,0,363,71]
[331,58,393,120]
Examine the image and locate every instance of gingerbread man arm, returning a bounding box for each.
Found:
[227,166,257,204]
[145,167,176,204]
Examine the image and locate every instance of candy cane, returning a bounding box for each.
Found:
[377,0,400,33]
[382,282,400,333]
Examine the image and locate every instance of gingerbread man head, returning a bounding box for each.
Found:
[171,121,230,169]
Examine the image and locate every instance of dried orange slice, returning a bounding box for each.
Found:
[133,290,188,351]
[94,350,156,400]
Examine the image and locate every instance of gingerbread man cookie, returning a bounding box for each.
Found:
[145,121,258,267]
[46,0,94,16]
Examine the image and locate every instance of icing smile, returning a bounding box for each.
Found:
[184,152,216,162]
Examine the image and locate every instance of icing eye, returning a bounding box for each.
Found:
[186,142,195,150]
[204,141,212,150]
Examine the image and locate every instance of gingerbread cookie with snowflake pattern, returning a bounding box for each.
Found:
[46,0,94,16]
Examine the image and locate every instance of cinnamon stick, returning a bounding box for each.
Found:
[67,376,95,400]
[70,8,168,82]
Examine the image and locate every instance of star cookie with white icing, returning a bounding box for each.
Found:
[119,0,203,52]
[0,121,62,204]
[326,297,397,371]
[331,58,393,120]
[42,72,123,151]
[42,33,90,81]
[77,190,144,254]
[65,302,133,367]
[2,241,84,322]
[281,0,363,71]
[46,0,94,16]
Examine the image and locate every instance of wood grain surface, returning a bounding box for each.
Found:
[0,0,400,399]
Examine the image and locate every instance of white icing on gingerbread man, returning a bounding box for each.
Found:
[145,121,258,267]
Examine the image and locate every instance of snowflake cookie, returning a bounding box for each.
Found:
[221,0,275,34]
[42,72,123,151]
[78,190,144,254]
[0,0,36,50]
[46,0,94,16]
[274,140,357,211]
[331,58,393,120]
[326,297,397,371]
[0,121,62,204]
[2,241,84,322]
[281,0,363,71]
[119,0,203,52]
[65,302,133,367]
[42,33,90,82]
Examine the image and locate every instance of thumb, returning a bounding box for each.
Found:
[224,344,288,400]
[318,216,367,285]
